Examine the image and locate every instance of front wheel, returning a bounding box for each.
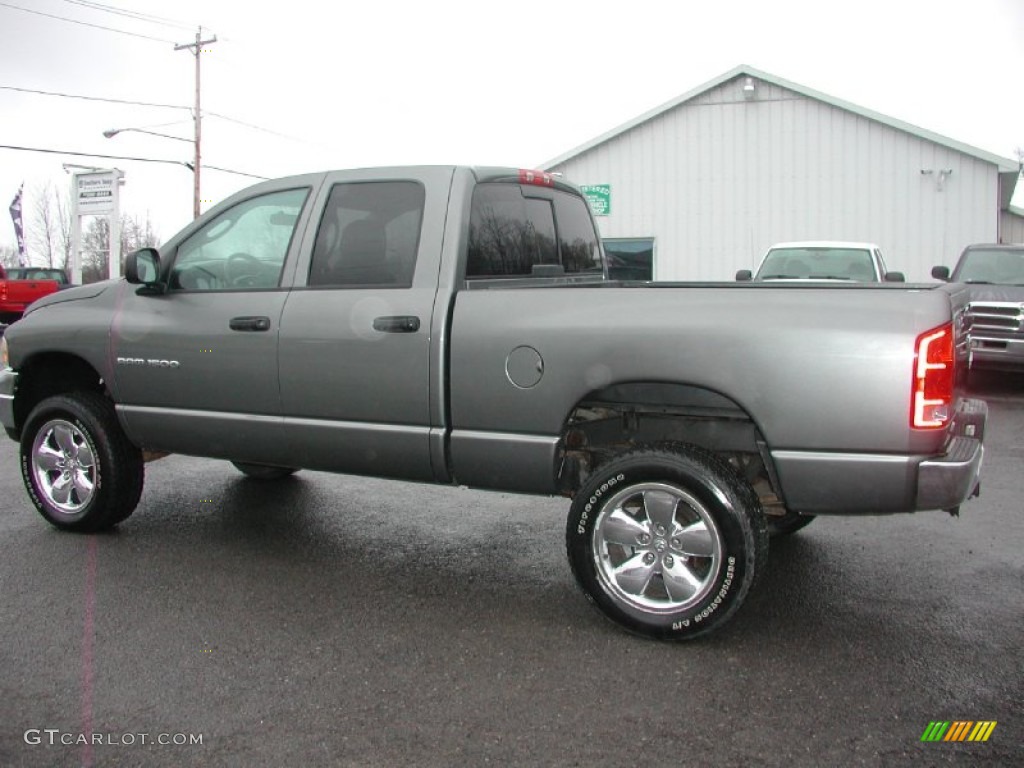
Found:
[566,444,767,640]
[20,392,144,532]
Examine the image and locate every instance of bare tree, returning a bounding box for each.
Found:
[0,244,18,269]
[81,214,161,283]
[29,182,72,270]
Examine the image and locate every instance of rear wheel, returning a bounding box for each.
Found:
[566,443,767,640]
[231,461,299,481]
[20,392,144,532]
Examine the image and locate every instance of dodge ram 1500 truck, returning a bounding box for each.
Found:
[0,166,987,640]
[932,243,1024,373]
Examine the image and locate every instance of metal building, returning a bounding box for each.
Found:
[543,65,1022,282]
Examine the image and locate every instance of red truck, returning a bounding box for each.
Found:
[0,266,69,325]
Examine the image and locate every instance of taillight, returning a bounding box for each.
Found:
[518,169,555,187]
[911,322,954,429]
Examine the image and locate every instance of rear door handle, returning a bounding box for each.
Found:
[373,315,421,333]
[229,316,271,332]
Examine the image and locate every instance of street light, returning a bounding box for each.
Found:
[103,126,200,219]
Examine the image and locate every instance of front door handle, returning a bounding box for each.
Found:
[373,315,421,333]
[229,316,271,332]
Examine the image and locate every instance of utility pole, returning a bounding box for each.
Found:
[175,27,217,219]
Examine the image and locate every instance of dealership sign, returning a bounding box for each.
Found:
[580,184,611,216]
[75,171,118,215]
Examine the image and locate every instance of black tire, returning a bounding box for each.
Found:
[766,509,816,537]
[20,392,144,532]
[230,461,299,481]
[566,443,767,640]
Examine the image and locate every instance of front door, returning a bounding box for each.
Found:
[111,186,312,464]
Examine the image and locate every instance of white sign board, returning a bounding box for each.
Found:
[75,171,117,215]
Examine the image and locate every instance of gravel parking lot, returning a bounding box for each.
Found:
[1,374,1021,767]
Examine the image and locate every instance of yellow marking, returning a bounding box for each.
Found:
[969,721,997,742]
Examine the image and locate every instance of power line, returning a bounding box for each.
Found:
[0,84,189,111]
[1,86,320,148]
[60,0,196,32]
[1,83,330,159]
[1,144,267,179]
[0,0,177,43]
[203,165,267,180]
[204,111,322,146]
[1,143,186,165]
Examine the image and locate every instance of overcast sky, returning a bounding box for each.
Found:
[2,0,1022,254]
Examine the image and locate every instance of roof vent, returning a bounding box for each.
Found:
[742,77,756,100]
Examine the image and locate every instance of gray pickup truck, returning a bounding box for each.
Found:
[0,166,987,640]
[932,243,1024,373]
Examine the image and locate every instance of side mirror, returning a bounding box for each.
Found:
[883,271,906,283]
[735,269,753,282]
[125,248,161,289]
[931,265,951,281]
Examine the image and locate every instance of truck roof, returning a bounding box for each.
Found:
[768,241,880,251]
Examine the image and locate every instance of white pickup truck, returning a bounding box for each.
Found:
[736,241,906,282]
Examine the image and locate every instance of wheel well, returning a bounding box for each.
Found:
[558,382,785,509]
[12,353,105,436]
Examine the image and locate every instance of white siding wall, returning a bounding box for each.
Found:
[550,77,1000,282]
[1000,211,1024,244]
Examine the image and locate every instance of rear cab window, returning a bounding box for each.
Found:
[466,180,604,282]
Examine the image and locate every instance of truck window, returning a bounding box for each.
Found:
[467,184,602,278]
[956,248,1024,284]
[171,188,309,291]
[308,181,425,288]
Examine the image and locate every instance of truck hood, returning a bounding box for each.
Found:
[22,279,117,315]
[963,284,1024,303]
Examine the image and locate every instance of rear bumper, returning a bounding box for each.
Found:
[916,397,986,511]
[771,398,987,515]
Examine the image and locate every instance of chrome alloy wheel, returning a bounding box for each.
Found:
[592,482,723,614]
[31,419,97,514]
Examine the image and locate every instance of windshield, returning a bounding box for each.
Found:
[757,247,875,281]
[953,248,1024,285]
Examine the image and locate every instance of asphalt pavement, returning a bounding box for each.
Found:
[1,373,1021,767]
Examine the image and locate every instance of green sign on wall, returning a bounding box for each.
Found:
[580,184,611,216]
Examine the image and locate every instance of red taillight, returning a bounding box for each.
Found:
[518,169,555,187]
[911,322,954,429]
